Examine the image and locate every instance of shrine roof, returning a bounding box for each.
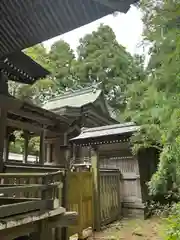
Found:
[0,0,139,58]
[43,87,102,110]
[0,52,49,84]
[71,122,140,141]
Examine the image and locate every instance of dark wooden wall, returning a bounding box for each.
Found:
[138,148,159,202]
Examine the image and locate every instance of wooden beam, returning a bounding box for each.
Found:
[0,94,22,111]
[0,211,77,240]
[0,200,53,218]
[7,118,42,133]
[12,109,54,126]
[0,207,66,231]
[0,183,57,195]
[0,170,63,178]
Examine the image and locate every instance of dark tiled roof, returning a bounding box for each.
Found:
[0,0,139,58]
[71,122,140,141]
[0,52,49,84]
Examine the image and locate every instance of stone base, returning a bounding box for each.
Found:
[122,201,145,218]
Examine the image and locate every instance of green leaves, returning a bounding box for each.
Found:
[125,0,180,196]
[74,24,145,113]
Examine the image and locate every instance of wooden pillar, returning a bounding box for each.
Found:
[65,146,71,170]
[31,220,53,240]
[39,129,46,165]
[23,131,29,164]
[91,146,101,231]
[45,143,51,164]
[0,72,8,172]
[4,134,9,163]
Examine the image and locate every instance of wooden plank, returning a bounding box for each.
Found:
[0,207,66,230]
[122,202,145,209]
[0,197,41,204]
[5,164,62,173]
[0,200,52,218]
[0,183,57,195]
[122,173,140,180]
[0,170,63,178]
[0,212,77,240]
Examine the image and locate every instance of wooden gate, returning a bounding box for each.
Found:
[100,169,121,226]
[67,172,93,239]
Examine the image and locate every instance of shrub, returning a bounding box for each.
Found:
[165,203,180,240]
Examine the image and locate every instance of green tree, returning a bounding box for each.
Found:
[9,44,56,105]
[73,24,145,114]
[48,40,78,92]
[124,0,180,195]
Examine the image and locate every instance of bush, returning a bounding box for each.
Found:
[145,201,171,218]
[145,189,180,218]
[165,203,180,240]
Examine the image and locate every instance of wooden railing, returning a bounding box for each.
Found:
[0,171,63,218]
[4,162,64,173]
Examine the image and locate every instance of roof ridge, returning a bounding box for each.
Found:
[47,86,101,103]
[82,122,136,133]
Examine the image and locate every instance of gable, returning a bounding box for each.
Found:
[93,92,111,117]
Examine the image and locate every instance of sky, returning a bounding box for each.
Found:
[44,5,145,56]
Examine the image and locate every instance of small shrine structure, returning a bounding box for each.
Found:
[71,123,159,216]
[43,87,118,166]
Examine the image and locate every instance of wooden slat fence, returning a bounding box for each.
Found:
[99,169,121,226]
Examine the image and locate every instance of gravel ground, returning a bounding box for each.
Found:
[87,218,163,240]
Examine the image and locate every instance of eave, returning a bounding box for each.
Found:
[0,0,139,58]
[0,52,50,84]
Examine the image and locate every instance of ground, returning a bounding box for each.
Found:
[88,218,163,240]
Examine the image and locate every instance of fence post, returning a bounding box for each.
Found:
[117,171,122,216]
[91,146,101,231]
[60,170,68,240]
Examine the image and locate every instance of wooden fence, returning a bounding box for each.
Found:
[66,168,121,238]
[1,163,122,239]
[99,169,121,226]
[67,172,93,239]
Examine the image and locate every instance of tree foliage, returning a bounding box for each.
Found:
[9,25,144,110]
[124,0,180,195]
[73,24,145,113]
[8,24,144,154]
